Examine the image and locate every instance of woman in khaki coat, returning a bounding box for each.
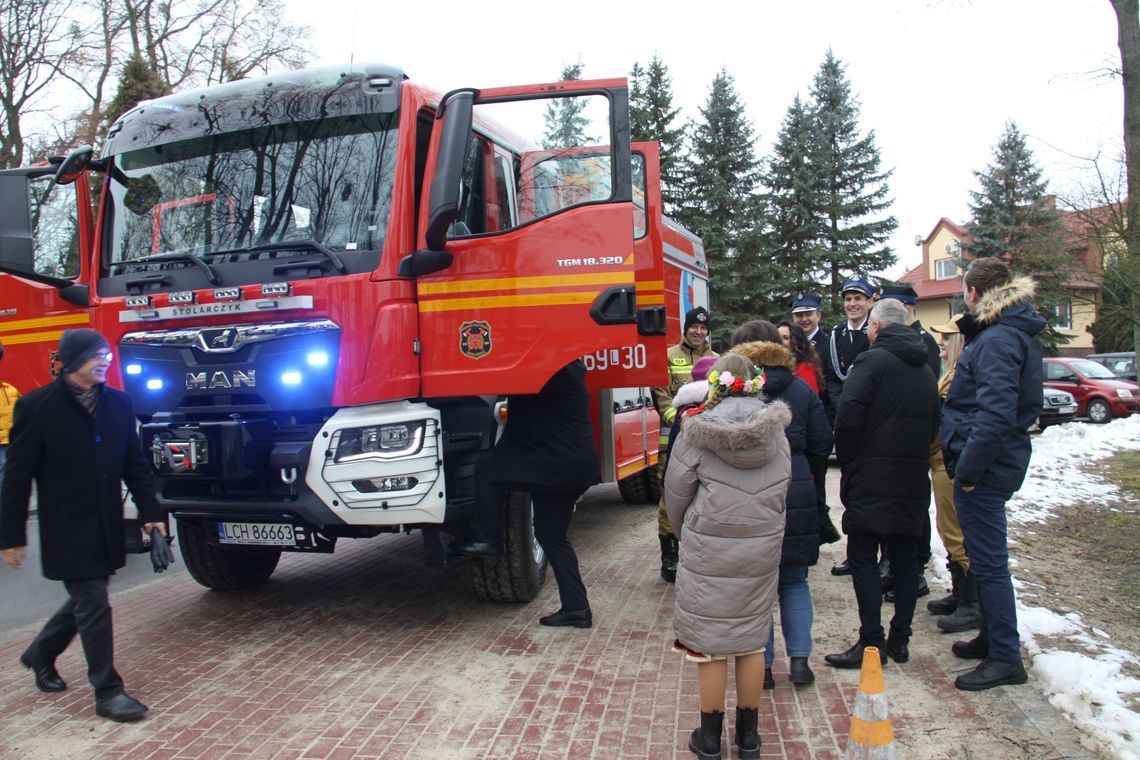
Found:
[665,353,791,760]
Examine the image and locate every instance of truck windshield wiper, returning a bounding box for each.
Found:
[211,240,346,274]
[109,250,221,285]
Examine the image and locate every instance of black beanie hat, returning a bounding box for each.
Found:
[58,329,110,373]
[683,306,710,334]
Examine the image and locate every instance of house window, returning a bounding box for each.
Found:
[935,257,959,280]
[1055,301,1073,330]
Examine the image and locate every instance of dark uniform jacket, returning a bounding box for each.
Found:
[824,318,870,421]
[834,325,940,538]
[0,377,160,581]
[912,320,941,380]
[732,342,833,567]
[941,277,1045,495]
[484,360,601,493]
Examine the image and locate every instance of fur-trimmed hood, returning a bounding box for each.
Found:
[673,379,711,409]
[680,396,791,469]
[974,276,1037,325]
[963,275,1046,339]
[729,341,795,372]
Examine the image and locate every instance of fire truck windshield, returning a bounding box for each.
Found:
[103,112,398,274]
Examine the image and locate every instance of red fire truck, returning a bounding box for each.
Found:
[0,64,706,602]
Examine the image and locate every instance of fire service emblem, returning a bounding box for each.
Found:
[459,321,492,360]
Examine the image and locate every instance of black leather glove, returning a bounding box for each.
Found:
[150,528,175,573]
[819,513,841,545]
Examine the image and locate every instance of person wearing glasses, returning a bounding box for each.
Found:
[0,329,166,722]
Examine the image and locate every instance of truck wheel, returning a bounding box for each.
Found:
[471,490,547,602]
[617,468,659,504]
[177,518,282,590]
[1087,398,1112,424]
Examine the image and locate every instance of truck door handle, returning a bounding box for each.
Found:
[636,306,666,336]
[589,285,636,326]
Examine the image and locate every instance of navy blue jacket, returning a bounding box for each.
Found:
[731,342,833,566]
[941,278,1045,495]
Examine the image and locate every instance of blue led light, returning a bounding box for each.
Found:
[126,364,143,375]
[281,371,302,385]
[306,351,329,367]
[146,378,164,390]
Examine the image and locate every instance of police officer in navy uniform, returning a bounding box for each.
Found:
[877,284,940,602]
[791,293,829,367]
[824,278,875,576]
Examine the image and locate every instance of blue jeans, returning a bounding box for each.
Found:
[765,564,813,666]
[954,481,1021,663]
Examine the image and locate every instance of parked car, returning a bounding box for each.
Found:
[1043,357,1140,423]
[1086,351,1137,382]
[1036,387,1078,430]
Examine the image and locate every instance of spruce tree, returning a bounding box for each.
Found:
[102,55,171,134]
[760,94,826,315]
[809,51,898,314]
[542,61,592,149]
[629,54,686,214]
[966,121,1072,352]
[675,69,763,344]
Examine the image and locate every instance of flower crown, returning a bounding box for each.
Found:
[707,368,766,396]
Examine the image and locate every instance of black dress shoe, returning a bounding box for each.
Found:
[824,642,887,669]
[452,540,502,560]
[19,654,66,693]
[95,692,148,722]
[954,658,1027,691]
[763,667,774,690]
[830,560,851,576]
[539,608,592,628]
[951,636,989,660]
[886,641,909,663]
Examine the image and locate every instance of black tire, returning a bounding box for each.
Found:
[617,468,658,504]
[177,518,282,590]
[471,490,547,602]
[1087,398,1112,424]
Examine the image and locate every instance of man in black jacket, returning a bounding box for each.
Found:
[454,360,601,628]
[0,329,166,722]
[825,299,940,669]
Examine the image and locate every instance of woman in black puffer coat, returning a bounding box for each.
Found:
[732,332,833,688]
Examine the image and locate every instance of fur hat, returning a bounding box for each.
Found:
[58,329,110,373]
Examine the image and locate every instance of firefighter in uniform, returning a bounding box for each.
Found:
[824,278,875,576]
[650,306,716,583]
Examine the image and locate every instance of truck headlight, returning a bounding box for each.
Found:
[334,421,425,462]
[1117,388,1135,398]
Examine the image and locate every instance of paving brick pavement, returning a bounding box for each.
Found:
[0,476,1106,759]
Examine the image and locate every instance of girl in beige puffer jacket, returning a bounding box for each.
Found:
[665,353,791,759]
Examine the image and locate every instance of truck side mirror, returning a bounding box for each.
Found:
[53,145,94,185]
[425,89,475,253]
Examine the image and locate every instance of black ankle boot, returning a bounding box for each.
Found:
[659,534,679,584]
[688,709,723,759]
[734,706,760,759]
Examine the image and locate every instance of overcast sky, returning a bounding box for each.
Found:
[291,0,1123,280]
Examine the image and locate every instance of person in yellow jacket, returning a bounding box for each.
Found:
[0,344,20,490]
[651,307,717,582]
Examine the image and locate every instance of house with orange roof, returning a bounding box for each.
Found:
[897,207,1105,357]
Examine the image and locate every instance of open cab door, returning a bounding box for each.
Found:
[407,79,666,397]
[0,152,96,391]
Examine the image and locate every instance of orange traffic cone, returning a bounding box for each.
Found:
[844,646,897,759]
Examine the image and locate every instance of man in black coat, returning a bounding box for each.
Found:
[824,300,940,670]
[454,360,601,627]
[0,329,166,722]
